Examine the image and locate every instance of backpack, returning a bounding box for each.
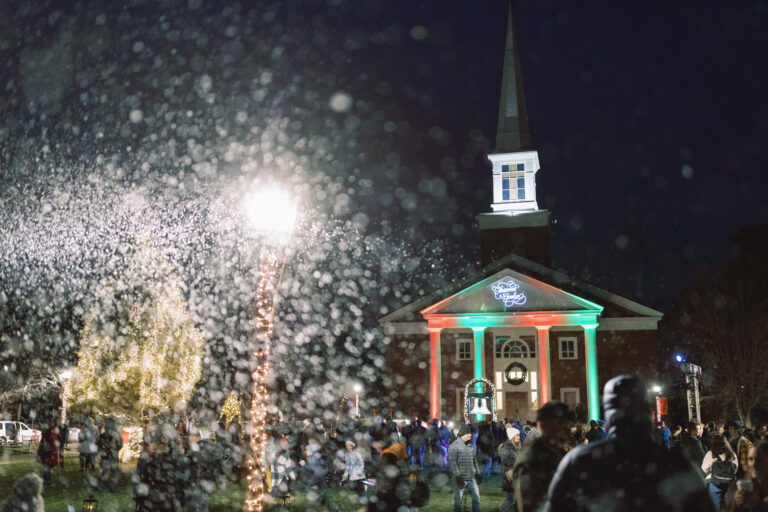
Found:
[711,457,736,486]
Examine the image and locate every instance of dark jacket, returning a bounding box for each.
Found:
[586,426,606,443]
[676,432,706,467]
[97,428,123,461]
[499,440,520,492]
[543,375,715,512]
[511,437,567,512]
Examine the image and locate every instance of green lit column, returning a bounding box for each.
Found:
[471,327,486,421]
[583,323,600,421]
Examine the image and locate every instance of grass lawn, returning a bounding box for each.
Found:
[0,448,509,511]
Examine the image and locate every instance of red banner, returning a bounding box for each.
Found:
[656,397,668,416]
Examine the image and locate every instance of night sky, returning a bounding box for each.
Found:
[3,0,768,313]
[349,0,768,308]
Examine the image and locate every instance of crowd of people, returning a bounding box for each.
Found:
[7,376,768,511]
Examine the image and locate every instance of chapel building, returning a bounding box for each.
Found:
[380,10,662,423]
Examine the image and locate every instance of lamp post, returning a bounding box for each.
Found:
[242,188,296,512]
[353,384,361,411]
[60,368,72,425]
[680,363,702,423]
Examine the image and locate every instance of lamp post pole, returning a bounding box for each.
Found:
[242,188,296,512]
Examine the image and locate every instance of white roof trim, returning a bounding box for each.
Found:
[380,251,662,325]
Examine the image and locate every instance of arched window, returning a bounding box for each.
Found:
[501,339,528,358]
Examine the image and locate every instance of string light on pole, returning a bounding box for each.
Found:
[242,188,296,512]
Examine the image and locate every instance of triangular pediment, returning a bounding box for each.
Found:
[421,268,603,316]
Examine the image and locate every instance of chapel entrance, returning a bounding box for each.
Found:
[505,391,529,422]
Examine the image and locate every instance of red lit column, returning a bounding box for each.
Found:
[428,327,442,419]
[535,325,552,405]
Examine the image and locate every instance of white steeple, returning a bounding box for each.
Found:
[488,7,540,215]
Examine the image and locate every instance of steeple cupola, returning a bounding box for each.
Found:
[478,8,551,266]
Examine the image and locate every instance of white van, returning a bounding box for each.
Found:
[0,421,41,445]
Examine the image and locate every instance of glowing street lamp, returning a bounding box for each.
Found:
[353,384,362,410]
[652,385,662,394]
[242,187,296,512]
[243,189,297,238]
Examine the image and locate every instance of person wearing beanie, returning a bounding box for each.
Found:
[498,425,522,511]
[543,375,715,512]
[511,401,575,512]
[449,423,481,512]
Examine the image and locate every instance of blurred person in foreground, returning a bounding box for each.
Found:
[511,401,575,512]
[725,441,768,512]
[543,375,714,512]
[1,473,44,512]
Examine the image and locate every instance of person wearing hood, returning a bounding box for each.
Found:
[543,375,715,512]
[79,417,98,472]
[1,473,45,512]
[511,401,575,512]
[449,424,481,512]
[97,417,123,493]
[498,425,521,512]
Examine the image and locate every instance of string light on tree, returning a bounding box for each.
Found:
[242,188,296,512]
[221,391,241,427]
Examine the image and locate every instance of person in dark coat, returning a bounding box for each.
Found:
[498,425,521,512]
[585,420,607,443]
[186,435,223,512]
[37,421,59,488]
[511,402,574,512]
[449,424,480,512]
[368,441,423,511]
[133,420,191,512]
[438,420,452,466]
[97,417,123,493]
[676,421,707,470]
[476,421,496,478]
[408,419,427,468]
[543,375,715,512]
[300,442,339,511]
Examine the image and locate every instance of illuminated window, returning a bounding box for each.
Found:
[558,337,578,360]
[530,371,538,390]
[501,164,526,201]
[501,340,529,359]
[496,392,503,410]
[495,371,503,389]
[457,339,473,361]
[531,391,539,410]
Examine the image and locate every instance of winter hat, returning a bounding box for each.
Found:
[602,375,653,436]
[506,426,520,440]
[536,401,575,422]
[458,424,472,437]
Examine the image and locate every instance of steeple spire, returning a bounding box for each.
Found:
[495,7,531,153]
